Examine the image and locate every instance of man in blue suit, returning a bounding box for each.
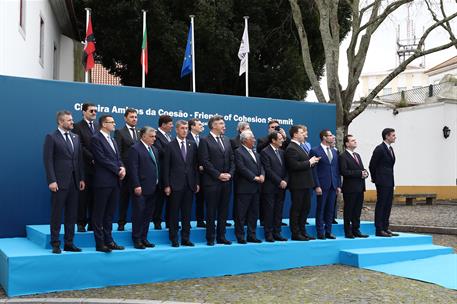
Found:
[127,126,159,249]
[369,128,399,237]
[90,115,126,253]
[43,110,85,254]
[260,131,288,242]
[234,130,264,244]
[163,120,199,247]
[310,129,341,240]
[198,115,235,246]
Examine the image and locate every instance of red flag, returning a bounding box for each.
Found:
[83,15,96,71]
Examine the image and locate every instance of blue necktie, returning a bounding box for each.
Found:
[148,146,159,183]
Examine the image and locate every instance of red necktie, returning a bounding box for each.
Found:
[353,153,359,165]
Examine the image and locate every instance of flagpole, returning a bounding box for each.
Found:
[142,10,146,88]
[244,16,249,97]
[190,15,196,93]
[84,8,91,83]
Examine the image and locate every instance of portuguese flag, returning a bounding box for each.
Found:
[141,27,148,75]
[83,15,95,71]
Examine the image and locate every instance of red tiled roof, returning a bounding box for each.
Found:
[91,63,121,86]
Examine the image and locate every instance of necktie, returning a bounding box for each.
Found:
[180,140,187,161]
[89,121,94,133]
[389,146,395,159]
[353,152,360,165]
[248,148,257,163]
[275,148,282,165]
[130,128,137,141]
[166,133,172,142]
[195,135,199,147]
[107,136,116,153]
[216,136,225,151]
[300,143,308,153]
[64,132,74,153]
[326,147,333,162]
[148,146,159,183]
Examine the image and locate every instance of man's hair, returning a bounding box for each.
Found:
[124,108,137,117]
[56,110,72,124]
[319,129,331,140]
[268,120,279,126]
[175,120,188,128]
[188,118,200,128]
[208,115,224,130]
[99,115,113,125]
[268,131,282,143]
[289,125,303,138]
[343,134,353,147]
[382,128,395,140]
[158,115,172,127]
[82,103,96,112]
[237,121,250,133]
[139,126,156,138]
[240,130,254,143]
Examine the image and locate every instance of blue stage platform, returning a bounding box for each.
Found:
[0,220,455,296]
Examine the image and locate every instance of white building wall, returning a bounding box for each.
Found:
[349,102,457,190]
[0,0,74,80]
[59,34,75,81]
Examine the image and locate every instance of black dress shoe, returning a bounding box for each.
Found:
[305,221,309,225]
[291,235,309,241]
[77,224,86,233]
[87,224,93,231]
[281,222,287,226]
[207,241,215,246]
[237,239,247,244]
[171,241,180,247]
[273,235,288,241]
[303,234,315,240]
[260,221,265,227]
[325,233,336,239]
[142,240,155,248]
[265,236,275,242]
[386,230,399,236]
[217,239,232,245]
[225,222,232,227]
[317,234,326,240]
[64,244,82,252]
[107,242,125,250]
[345,233,355,239]
[154,223,162,230]
[247,237,262,243]
[353,230,369,238]
[96,245,112,253]
[196,221,206,228]
[134,242,146,249]
[51,245,61,254]
[332,219,338,224]
[376,231,391,237]
[117,223,125,231]
[181,240,195,247]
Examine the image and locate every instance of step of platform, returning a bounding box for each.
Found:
[339,244,453,267]
[26,219,377,249]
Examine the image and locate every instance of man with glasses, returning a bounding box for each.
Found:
[256,120,290,153]
[73,103,98,232]
[90,115,126,253]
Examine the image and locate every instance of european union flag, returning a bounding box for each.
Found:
[181,24,192,78]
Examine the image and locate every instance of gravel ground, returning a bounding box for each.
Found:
[1,203,456,303]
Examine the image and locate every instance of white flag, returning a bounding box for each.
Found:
[238,23,250,76]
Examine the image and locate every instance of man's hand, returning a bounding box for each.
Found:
[218,173,231,182]
[119,167,126,180]
[79,181,85,191]
[49,182,58,192]
[279,180,287,189]
[196,185,200,193]
[362,170,369,179]
[199,165,204,172]
[336,187,341,194]
[309,156,320,166]
[315,186,323,195]
[258,175,265,183]
[164,186,171,196]
[134,187,142,196]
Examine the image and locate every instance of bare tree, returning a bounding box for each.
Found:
[289,0,457,149]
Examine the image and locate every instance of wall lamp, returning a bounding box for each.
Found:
[443,126,451,139]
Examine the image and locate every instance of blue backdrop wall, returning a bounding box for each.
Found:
[0,75,335,238]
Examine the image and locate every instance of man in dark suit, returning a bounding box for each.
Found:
[73,103,97,232]
[90,115,126,253]
[234,130,264,244]
[198,115,235,246]
[285,125,320,241]
[163,120,200,247]
[339,135,369,238]
[187,118,206,228]
[43,110,85,254]
[260,131,288,242]
[114,108,140,231]
[369,128,399,237]
[309,129,341,240]
[256,120,290,153]
[230,121,250,150]
[152,115,174,230]
[127,126,159,249]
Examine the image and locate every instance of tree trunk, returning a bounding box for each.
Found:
[336,119,348,153]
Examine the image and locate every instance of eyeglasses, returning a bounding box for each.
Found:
[104,121,116,124]
[88,109,97,113]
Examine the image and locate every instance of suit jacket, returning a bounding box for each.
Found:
[43,130,84,189]
[339,150,366,193]
[284,142,315,190]
[256,135,290,153]
[153,130,171,158]
[163,138,199,192]
[114,125,140,163]
[234,146,265,194]
[90,131,124,188]
[230,135,242,150]
[73,119,98,175]
[260,145,288,194]
[309,145,341,190]
[369,142,396,187]
[127,141,159,196]
[198,134,235,187]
